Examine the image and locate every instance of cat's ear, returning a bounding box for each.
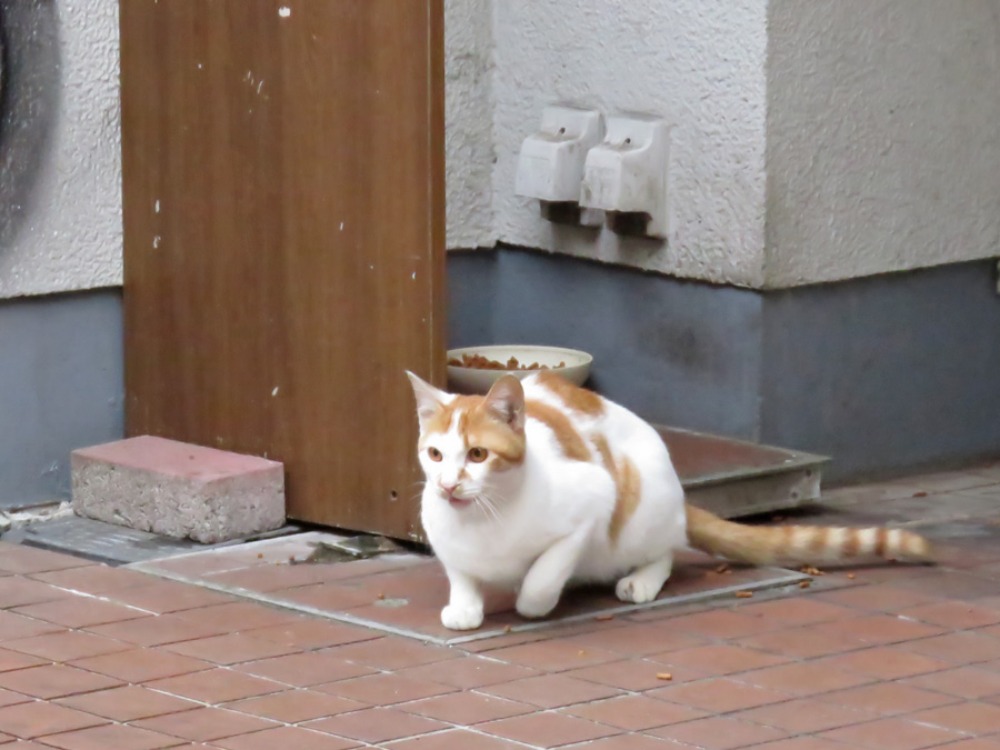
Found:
[405,370,449,430]
[484,374,525,433]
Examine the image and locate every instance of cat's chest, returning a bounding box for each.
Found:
[422,502,557,584]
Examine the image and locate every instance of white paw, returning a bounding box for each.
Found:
[616,575,661,604]
[516,589,560,620]
[441,604,484,631]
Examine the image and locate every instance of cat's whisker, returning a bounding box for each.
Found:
[475,498,499,524]
[471,493,492,521]
[476,491,504,524]
[408,479,428,503]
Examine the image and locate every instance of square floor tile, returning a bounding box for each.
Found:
[567,658,693,692]
[818,716,964,750]
[106,579,235,614]
[305,707,447,744]
[0,578,74,609]
[736,697,880,734]
[561,623,707,657]
[12,597,148,629]
[0,664,119,700]
[813,646,952,680]
[0,701,107,739]
[401,692,532,725]
[486,640,620,673]
[0,612,66,641]
[3,631,130,663]
[211,725,360,750]
[736,661,874,696]
[32,565,148,595]
[233,651,377,687]
[316,672,454,706]
[56,685,198,721]
[480,674,620,709]
[0,544,92,575]
[86,613,232,647]
[0,648,50,674]
[239,618,378,650]
[648,677,792,713]
[397,655,538,689]
[387,729,531,750]
[70,648,213,683]
[648,716,787,749]
[903,666,1000,699]
[146,668,285,704]
[331,638,459,671]
[898,600,1000,630]
[225,689,365,723]
[162,632,296,665]
[480,711,618,748]
[133,706,278,742]
[902,632,1000,664]
[650,644,789,677]
[36,723,184,750]
[171,602,297,633]
[909,701,1000,735]
[565,695,706,731]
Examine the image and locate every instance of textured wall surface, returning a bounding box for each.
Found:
[6,2,994,294]
[444,0,496,250]
[0,0,121,299]
[766,0,1000,287]
[488,0,769,287]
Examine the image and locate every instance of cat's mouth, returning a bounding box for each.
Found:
[440,489,473,508]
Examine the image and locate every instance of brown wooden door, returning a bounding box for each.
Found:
[120,0,445,541]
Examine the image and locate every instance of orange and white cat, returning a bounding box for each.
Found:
[407,370,931,631]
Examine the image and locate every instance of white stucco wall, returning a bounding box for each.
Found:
[4,1,996,297]
[0,1,122,299]
[488,0,770,288]
[444,0,496,250]
[765,0,1000,287]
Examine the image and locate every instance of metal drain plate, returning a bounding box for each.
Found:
[2,515,302,566]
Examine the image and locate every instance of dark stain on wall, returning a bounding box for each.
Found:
[0,0,60,254]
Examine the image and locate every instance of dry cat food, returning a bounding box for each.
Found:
[448,353,566,371]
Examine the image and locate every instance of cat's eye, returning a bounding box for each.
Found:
[467,447,489,463]
[427,447,443,462]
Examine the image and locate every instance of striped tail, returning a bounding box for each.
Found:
[685,504,932,567]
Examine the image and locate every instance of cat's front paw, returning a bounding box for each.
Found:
[516,589,560,620]
[615,575,660,604]
[441,604,484,631]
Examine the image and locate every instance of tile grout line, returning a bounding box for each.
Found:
[122,560,811,646]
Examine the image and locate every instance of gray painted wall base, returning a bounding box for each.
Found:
[1,256,996,508]
[448,249,764,438]
[449,247,1000,483]
[0,289,123,509]
[761,261,1000,482]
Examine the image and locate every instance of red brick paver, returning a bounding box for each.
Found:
[0,466,996,748]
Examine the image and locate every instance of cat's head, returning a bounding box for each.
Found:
[405,371,526,511]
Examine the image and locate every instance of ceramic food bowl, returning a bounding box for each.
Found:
[446,344,593,394]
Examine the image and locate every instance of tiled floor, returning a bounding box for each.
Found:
[0,461,997,748]
[128,534,808,646]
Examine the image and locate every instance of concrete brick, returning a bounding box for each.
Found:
[71,436,285,544]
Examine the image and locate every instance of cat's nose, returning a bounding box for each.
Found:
[438,481,458,496]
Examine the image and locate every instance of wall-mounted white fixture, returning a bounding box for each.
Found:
[580,115,668,239]
[515,106,604,227]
